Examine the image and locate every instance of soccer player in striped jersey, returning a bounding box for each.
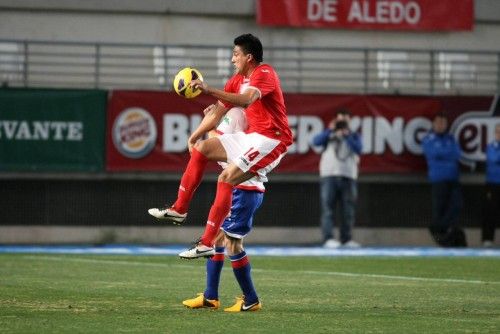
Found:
[181,105,263,312]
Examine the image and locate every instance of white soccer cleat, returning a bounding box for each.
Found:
[179,240,215,260]
[323,239,341,249]
[147,207,187,225]
[342,240,361,248]
[482,240,493,248]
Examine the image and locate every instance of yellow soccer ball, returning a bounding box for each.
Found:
[173,67,204,98]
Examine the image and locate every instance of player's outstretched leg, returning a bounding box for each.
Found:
[224,250,261,312]
[148,148,208,224]
[178,182,233,259]
[182,246,225,309]
[200,182,233,245]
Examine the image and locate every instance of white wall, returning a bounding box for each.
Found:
[0,0,254,15]
[1,10,500,52]
[0,0,498,22]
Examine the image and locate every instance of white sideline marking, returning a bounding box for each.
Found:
[300,270,495,285]
[23,255,195,270]
[23,255,500,285]
[4,245,500,257]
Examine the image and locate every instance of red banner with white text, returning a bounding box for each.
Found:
[106,91,497,174]
[256,0,474,31]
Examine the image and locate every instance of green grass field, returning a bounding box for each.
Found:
[1,254,499,333]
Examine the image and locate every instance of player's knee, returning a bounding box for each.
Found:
[224,235,243,255]
[214,231,225,247]
[218,169,242,185]
[193,140,207,154]
[218,169,232,184]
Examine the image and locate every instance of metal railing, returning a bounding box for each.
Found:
[1,39,499,95]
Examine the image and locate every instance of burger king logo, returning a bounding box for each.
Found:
[112,108,157,159]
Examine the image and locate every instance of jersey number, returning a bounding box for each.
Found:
[244,147,260,162]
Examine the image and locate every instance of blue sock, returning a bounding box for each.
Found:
[230,250,258,304]
[203,247,225,300]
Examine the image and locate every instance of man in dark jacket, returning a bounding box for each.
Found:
[482,123,500,247]
[422,113,467,247]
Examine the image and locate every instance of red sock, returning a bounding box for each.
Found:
[201,182,233,246]
[172,148,208,214]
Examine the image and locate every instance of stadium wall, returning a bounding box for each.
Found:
[1,0,500,51]
[0,177,494,246]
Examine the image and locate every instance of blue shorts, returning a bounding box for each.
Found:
[221,188,264,239]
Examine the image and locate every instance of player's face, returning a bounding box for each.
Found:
[495,124,500,141]
[232,46,251,75]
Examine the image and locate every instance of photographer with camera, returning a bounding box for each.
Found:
[312,109,362,248]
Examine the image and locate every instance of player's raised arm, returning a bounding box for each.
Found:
[191,79,259,108]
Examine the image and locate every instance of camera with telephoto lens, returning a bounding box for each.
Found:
[334,120,348,131]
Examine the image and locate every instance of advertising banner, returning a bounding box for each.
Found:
[106,91,498,174]
[256,0,474,31]
[0,88,107,172]
[106,91,220,172]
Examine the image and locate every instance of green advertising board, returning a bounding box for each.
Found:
[0,88,107,172]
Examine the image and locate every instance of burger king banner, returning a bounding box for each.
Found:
[106,91,498,174]
[106,91,220,172]
[256,0,474,31]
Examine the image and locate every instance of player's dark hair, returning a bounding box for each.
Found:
[234,34,263,63]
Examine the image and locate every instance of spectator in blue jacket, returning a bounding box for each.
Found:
[422,113,467,247]
[482,123,500,247]
[313,109,363,248]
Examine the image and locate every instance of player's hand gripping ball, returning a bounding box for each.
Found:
[173,67,204,98]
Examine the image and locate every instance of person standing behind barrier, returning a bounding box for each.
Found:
[482,123,500,247]
[422,113,467,247]
[313,109,362,248]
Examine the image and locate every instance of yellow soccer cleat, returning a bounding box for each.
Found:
[224,296,262,312]
[182,293,220,309]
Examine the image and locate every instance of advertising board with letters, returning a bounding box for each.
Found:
[0,88,107,172]
[106,91,498,174]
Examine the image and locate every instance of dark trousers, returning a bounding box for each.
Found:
[430,181,466,247]
[482,183,500,242]
[320,176,357,243]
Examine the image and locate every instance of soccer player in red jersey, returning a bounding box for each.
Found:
[181,105,264,312]
[148,34,292,262]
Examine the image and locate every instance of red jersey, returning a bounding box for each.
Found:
[221,64,292,147]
